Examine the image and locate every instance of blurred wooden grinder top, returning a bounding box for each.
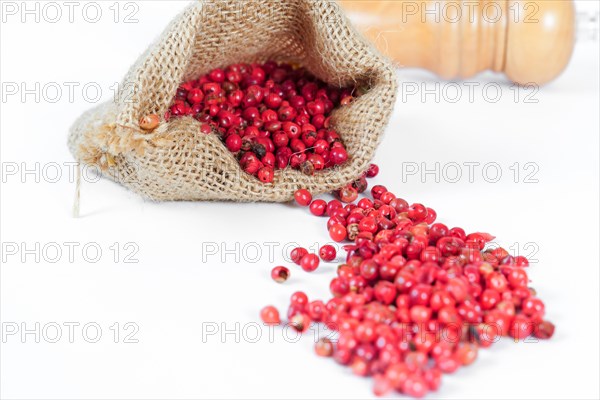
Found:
[339,0,575,85]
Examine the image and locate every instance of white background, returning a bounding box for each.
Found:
[1,1,599,399]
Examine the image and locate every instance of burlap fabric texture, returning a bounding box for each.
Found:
[68,0,397,202]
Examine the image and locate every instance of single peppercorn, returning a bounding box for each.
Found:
[366,163,379,178]
[271,266,290,283]
[257,166,274,183]
[534,320,555,339]
[315,337,334,357]
[290,291,309,307]
[139,114,160,131]
[225,133,242,152]
[291,313,311,332]
[260,306,280,325]
[319,245,337,262]
[294,189,312,206]
[337,185,358,203]
[300,253,320,272]
[309,199,327,216]
[329,224,347,242]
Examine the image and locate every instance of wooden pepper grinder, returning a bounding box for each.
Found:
[338,0,575,85]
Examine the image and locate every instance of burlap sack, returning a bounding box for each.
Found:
[68,0,397,202]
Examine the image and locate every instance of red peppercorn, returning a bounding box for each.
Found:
[319,245,337,262]
[326,200,343,216]
[402,375,428,398]
[291,313,311,332]
[290,291,309,308]
[534,320,555,339]
[366,163,379,178]
[480,289,501,310]
[514,255,530,267]
[260,306,280,325]
[309,199,327,216]
[455,343,478,366]
[290,247,308,265]
[225,133,242,152]
[294,189,312,206]
[379,191,395,205]
[315,337,334,357]
[408,203,428,221]
[307,153,325,171]
[509,314,534,340]
[337,185,358,203]
[486,272,509,292]
[300,253,320,272]
[424,207,437,224]
[423,368,442,391]
[449,227,467,241]
[329,277,349,297]
[409,284,432,306]
[287,304,304,320]
[506,267,528,288]
[199,123,212,134]
[329,224,347,242]
[290,95,305,109]
[374,281,397,305]
[370,185,387,200]
[187,88,205,104]
[271,266,290,283]
[272,131,289,148]
[409,305,432,323]
[329,146,348,165]
[521,297,545,317]
[358,217,378,234]
[209,68,225,82]
[369,374,391,396]
[384,363,410,390]
[261,152,276,168]
[491,247,510,261]
[306,100,325,116]
[330,207,349,221]
[257,166,274,183]
[306,300,326,321]
[265,92,283,109]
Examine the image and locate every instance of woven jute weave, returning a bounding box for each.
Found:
[68,0,397,202]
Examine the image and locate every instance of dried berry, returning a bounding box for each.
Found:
[294,189,312,206]
[260,306,280,325]
[319,245,337,262]
[271,266,290,283]
[139,114,160,131]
